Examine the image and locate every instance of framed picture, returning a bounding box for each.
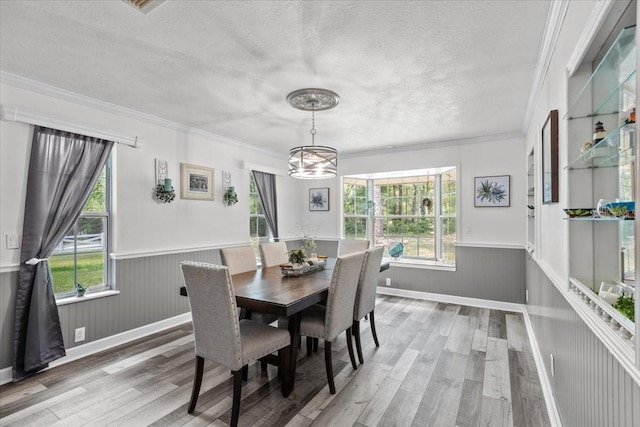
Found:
[474,175,510,207]
[309,187,329,211]
[180,163,214,200]
[542,109,559,204]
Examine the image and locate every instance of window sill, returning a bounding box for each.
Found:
[56,290,120,306]
[382,257,456,271]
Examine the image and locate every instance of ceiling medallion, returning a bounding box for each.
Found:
[287,88,339,179]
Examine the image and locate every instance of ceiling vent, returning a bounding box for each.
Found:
[122,0,166,14]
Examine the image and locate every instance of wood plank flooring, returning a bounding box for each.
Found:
[0,296,550,426]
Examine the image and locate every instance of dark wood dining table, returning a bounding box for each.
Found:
[179,259,389,396]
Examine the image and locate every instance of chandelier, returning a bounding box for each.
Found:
[287,88,339,179]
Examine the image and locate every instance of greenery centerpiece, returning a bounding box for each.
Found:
[288,248,306,267]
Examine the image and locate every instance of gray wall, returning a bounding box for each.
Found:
[380,246,526,304]
[526,258,640,427]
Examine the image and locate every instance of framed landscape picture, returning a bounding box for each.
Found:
[474,175,510,207]
[180,163,214,200]
[309,187,329,211]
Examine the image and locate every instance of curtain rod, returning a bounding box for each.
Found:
[0,105,142,148]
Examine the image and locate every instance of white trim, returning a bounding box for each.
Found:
[455,242,525,250]
[0,72,278,157]
[0,105,141,148]
[376,287,525,313]
[0,312,192,385]
[566,0,616,77]
[0,265,19,274]
[109,241,252,260]
[56,290,120,306]
[522,306,563,427]
[382,257,456,271]
[522,0,570,134]
[242,161,287,177]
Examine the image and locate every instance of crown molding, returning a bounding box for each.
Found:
[566,0,616,77]
[0,72,279,157]
[522,0,570,135]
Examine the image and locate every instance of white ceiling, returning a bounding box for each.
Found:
[0,0,550,155]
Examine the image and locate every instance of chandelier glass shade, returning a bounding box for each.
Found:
[286,88,339,179]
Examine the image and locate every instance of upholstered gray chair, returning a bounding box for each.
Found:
[298,251,366,394]
[259,241,289,267]
[353,246,385,364]
[337,239,370,256]
[180,261,291,427]
[220,245,258,275]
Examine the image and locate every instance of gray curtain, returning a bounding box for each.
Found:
[13,126,114,381]
[251,170,279,241]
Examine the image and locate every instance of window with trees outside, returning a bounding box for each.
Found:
[249,172,268,259]
[50,160,111,297]
[343,167,457,263]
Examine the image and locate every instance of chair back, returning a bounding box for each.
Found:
[337,239,370,256]
[259,242,289,267]
[354,246,385,320]
[180,261,242,370]
[220,245,258,275]
[324,252,366,341]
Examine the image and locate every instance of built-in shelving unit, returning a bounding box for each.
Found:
[565,25,636,356]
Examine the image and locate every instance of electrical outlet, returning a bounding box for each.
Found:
[75,327,86,343]
[6,234,19,249]
[385,278,391,286]
[526,290,529,303]
[550,353,555,378]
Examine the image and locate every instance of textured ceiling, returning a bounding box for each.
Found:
[0,1,550,155]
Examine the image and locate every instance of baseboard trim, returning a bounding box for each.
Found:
[376,287,525,313]
[0,312,192,385]
[522,306,563,427]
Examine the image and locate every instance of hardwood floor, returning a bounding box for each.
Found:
[0,296,550,426]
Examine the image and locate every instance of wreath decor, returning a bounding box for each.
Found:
[155,184,176,203]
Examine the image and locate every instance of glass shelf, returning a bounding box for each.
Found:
[565,26,636,120]
[564,217,634,221]
[566,122,635,169]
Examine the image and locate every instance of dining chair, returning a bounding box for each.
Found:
[180,261,291,426]
[337,239,370,256]
[259,241,289,267]
[352,246,385,364]
[298,251,366,394]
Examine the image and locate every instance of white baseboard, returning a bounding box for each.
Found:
[376,287,525,313]
[522,307,563,427]
[0,312,192,385]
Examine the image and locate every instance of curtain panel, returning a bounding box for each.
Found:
[13,126,114,381]
[251,170,279,241]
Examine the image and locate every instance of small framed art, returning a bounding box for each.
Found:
[180,163,215,201]
[474,175,510,207]
[309,188,329,211]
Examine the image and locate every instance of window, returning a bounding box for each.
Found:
[50,159,111,297]
[249,172,268,256]
[343,167,457,263]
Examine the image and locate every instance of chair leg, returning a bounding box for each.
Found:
[324,341,336,394]
[230,369,244,427]
[369,310,380,347]
[280,346,291,397]
[353,319,364,364]
[306,336,313,357]
[261,361,268,372]
[313,338,319,352]
[188,356,205,414]
[346,327,358,370]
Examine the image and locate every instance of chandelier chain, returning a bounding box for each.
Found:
[310,108,316,145]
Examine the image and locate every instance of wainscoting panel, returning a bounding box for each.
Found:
[0,248,223,372]
[526,258,639,427]
[381,246,526,304]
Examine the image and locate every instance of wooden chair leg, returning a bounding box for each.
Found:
[313,338,319,352]
[346,327,358,370]
[353,319,364,364]
[188,356,205,413]
[324,341,336,394]
[261,361,268,372]
[306,336,314,356]
[230,369,244,427]
[369,310,380,347]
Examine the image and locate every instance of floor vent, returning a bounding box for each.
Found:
[122,0,165,14]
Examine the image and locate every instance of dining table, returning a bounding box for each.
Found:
[179,258,389,396]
